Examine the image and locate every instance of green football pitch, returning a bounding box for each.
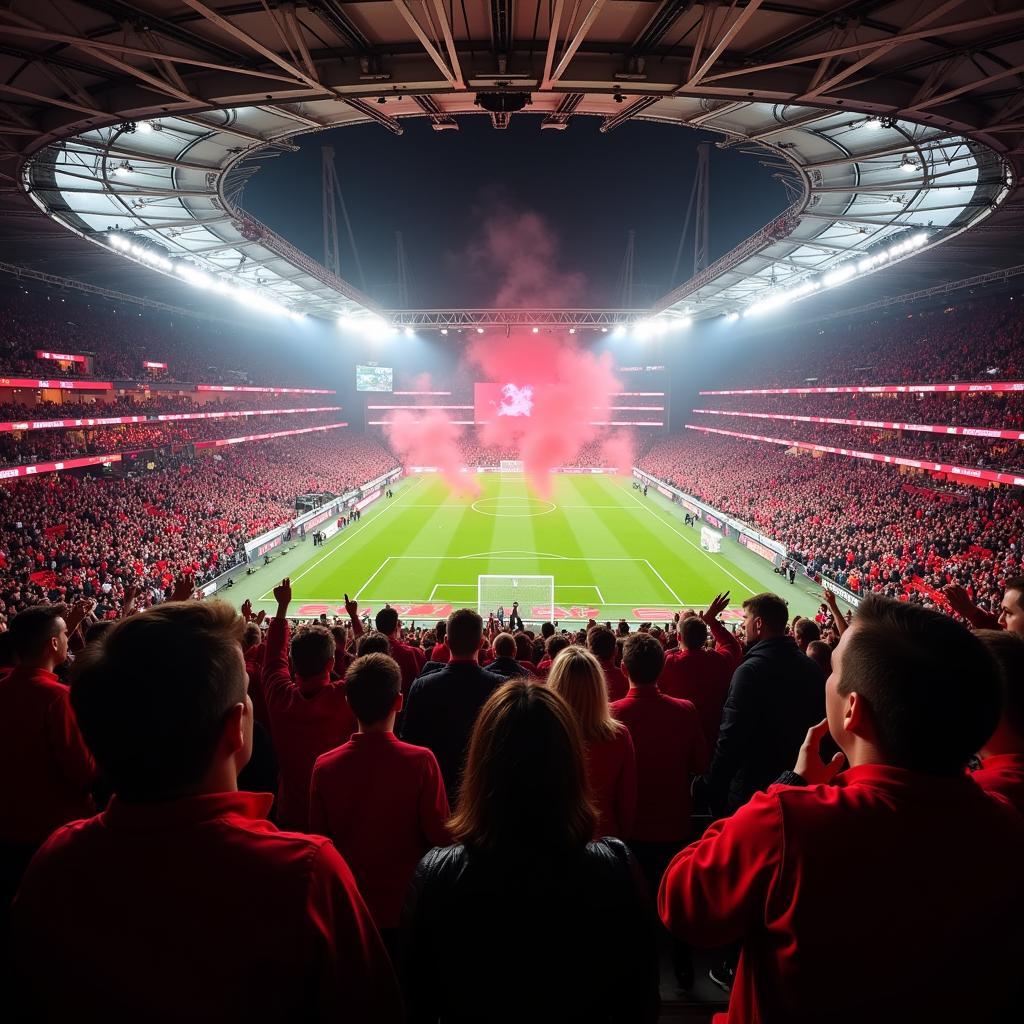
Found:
[238,474,824,625]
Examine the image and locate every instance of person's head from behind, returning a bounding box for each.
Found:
[586,624,616,664]
[513,631,533,662]
[547,646,620,743]
[827,595,1000,776]
[975,629,1024,754]
[345,653,402,730]
[794,617,821,652]
[447,608,483,660]
[375,606,400,638]
[493,632,516,659]
[71,601,250,802]
[545,633,570,661]
[242,622,261,651]
[541,621,555,640]
[742,592,789,644]
[10,604,69,671]
[998,577,1024,637]
[450,680,595,854]
[290,624,335,679]
[434,619,447,644]
[84,620,114,648]
[621,631,665,686]
[356,630,391,656]
[680,616,708,652]
[806,640,832,676]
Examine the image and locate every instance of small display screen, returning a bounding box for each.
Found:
[356,365,393,392]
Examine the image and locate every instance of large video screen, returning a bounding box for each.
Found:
[356,365,393,392]
[474,382,534,423]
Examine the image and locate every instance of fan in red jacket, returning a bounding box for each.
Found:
[12,597,401,1022]
[587,625,629,702]
[658,594,741,749]
[310,652,450,952]
[659,594,1024,1024]
[263,580,355,831]
[971,629,1024,814]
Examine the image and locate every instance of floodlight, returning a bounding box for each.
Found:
[136,121,154,134]
[475,327,484,334]
[404,327,415,338]
[532,326,539,334]
[726,312,740,323]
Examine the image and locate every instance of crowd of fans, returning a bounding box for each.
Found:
[640,433,1022,615]
[1,577,1021,1020]
[0,393,335,421]
[0,433,396,622]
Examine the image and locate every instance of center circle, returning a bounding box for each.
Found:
[471,496,557,518]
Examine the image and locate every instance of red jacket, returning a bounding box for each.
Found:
[599,659,629,702]
[310,732,450,930]
[586,726,637,840]
[429,642,450,664]
[659,620,741,749]
[263,617,355,830]
[659,765,1024,1023]
[390,639,425,694]
[611,687,708,843]
[972,753,1024,815]
[0,666,95,844]
[12,791,402,1021]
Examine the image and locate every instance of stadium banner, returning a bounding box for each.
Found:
[822,576,862,609]
[0,415,149,432]
[156,406,337,422]
[36,351,87,364]
[693,408,1024,441]
[700,382,1024,395]
[355,488,383,511]
[0,377,113,391]
[143,361,168,370]
[632,467,787,564]
[409,465,618,474]
[245,527,285,561]
[197,384,335,395]
[0,408,339,433]
[192,422,348,449]
[0,453,121,481]
[686,424,1024,488]
[296,503,340,532]
[319,520,341,542]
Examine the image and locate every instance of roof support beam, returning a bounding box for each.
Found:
[686,0,765,88]
[542,0,566,92]
[904,63,1024,114]
[430,0,466,89]
[547,0,608,88]
[392,0,461,87]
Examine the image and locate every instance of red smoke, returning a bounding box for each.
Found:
[384,408,479,496]
[467,334,623,497]
[600,430,636,477]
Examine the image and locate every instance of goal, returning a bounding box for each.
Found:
[478,574,555,623]
[500,459,524,476]
[700,526,723,553]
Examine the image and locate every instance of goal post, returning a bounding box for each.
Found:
[500,459,524,476]
[478,574,555,623]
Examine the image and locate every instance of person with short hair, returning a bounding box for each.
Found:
[698,592,824,817]
[357,630,392,656]
[587,624,628,701]
[310,653,450,956]
[972,629,1024,814]
[429,619,449,663]
[548,646,636,839]
[402,680,658,1022]
[660,594,1024,1023]
[375,605,425,693]
[805,639,833,676]
[945,575,1024,637]
[487,632,530,680]
[401,609,504,805]
[12,600,401,1021]
[535,632,571,681]
[513,631,537,674]
[659,593,741,750]
[263,580,355,830]
[0,605,96,925]
[793,617,821,653]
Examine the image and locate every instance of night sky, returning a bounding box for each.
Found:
[243,113,788,309]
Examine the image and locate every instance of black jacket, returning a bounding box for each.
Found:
[704,635,825,815]
[400,661,505,804]
[401,839,659,1023]
[485,655,530,680]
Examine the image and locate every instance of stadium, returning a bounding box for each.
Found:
[1,2,1023,1020]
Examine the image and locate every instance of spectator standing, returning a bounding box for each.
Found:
[659,595,1024,1024]
[310,653,449,957]
[12,600,401,1021]
[374,605,425,694]
[429,619,450,664]
[698,593,824,817]
[263,579,355,831]
[487,632,531,680]
[548,646,636,840]
[659,594,741,750]
[945,577,1024,637]
[587,624,629,701]
[400,609,504,805]
[402,681,658,1022]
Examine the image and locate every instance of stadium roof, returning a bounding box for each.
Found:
[1,1,1023,325]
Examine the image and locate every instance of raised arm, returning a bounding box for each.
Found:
[701,592,741,667]
[822,589,850,636]
[344,593,364,638]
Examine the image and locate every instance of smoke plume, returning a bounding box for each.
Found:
[384,408,478,496]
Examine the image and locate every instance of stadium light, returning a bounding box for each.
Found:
[113,161,134,178]
[569,327,576,334]
[441,328,448,335]
[726,312,740,323]
[136,121,154,134]
[475,327,484,334]
[532,326,540,334]
[900,155,920,173]
[404,326,415,338]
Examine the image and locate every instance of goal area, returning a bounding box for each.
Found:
[500,459,524,476]
[478,574,555,623]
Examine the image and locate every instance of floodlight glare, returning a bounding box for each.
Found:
[404,327,415,338]
[475,327,484,334]
[531,326,539,334]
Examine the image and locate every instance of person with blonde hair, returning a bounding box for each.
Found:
[402,680,658,1021]
[548,646,637,840]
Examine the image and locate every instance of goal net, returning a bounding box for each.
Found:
[700,526,723,553]
[478,575,555,623]
[500,459,524,476]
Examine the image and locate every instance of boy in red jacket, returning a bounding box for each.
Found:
[310,652,450,957]
[12,599,401,1021]
[660,594,1024,1024]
